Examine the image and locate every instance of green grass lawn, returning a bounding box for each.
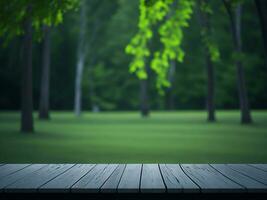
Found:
[0,111,267,163]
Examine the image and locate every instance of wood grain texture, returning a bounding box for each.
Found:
[211,164,267,192]
[0,164,267,193]
[72,164,117,193]
[181,164,244,193]
[0,164,30,179]
[249,164,267,172]
[140,164,165,193]
[160,164,199,193]
[40,164,95,193]
[0,164,46,191]
[228,164,267,185]
[5,164,74,192]
[140,164,166,193]
[118,164,142,193]
[101,164,125,193]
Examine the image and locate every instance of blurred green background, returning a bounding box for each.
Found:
[0,0,266,111]
[1,111,267,163]
[0,0,267,163]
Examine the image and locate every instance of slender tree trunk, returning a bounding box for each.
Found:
[21,8,34,133]
[140,76,149,117]
[205,51,216,121]
[197,1,216,122]
[223,1,252,124]
[88,63,99,113]
[39,26,51,120]
[74,56,84,116]
[255,0,267,64]
[235,5,252,123]
[74,0,87,116]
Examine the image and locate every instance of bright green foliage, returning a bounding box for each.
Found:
[151,0,194,92]
[199,0,220,62]
[0,0,78,43]
[125,0,173,80]
[126,0,194,92]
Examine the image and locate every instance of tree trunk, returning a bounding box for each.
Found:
[74,56,84,116]
[140,78,149,117]
[255,0,267,63]
[235,5,252,123]
[74,0,87,116]
[223,1,252,124]
[21,9,34,133]
[205,52,216,121]
[197,0,216,122]
[39,26,51,120]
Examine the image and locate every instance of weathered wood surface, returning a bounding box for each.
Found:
[140,164,165,193]
[180,164,244,193]
[250,164,267,172]
[101,164,125,193]
[72,164,118,193]
[0,164,267,193]
[0,164,30,179]
[211,164,267,192]
[0,164,46,190]
[117,164,142,193]
[40,164,95,193]
[160,164,199,193]
[228,164,267,185]
[5,164,74,192]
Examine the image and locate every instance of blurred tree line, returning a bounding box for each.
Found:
[0,0,266,113]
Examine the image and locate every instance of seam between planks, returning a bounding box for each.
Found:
[115,164,126,193]
[247,164,267,172]
[98,164,119,192]
[100,164,126,193]
[179,164,202,193]
[208,164,247,192]
[1,164,32,179]
[157,164,167,193]
[69,164,97,192]
[138,164,143,193]
[3,164,49,189]
[160,164,181,192]
[228,164,267,186]
[37,164,76,192]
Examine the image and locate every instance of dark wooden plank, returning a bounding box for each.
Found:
[40,164,95,193]
[72,164,118,193]
[160,164,199,193]
[249,164,267,172]
[181,164,244,193]
[140,164,165,193]
[0,164,30,179]
[117,164,142,193]
[5,164,74,192]
[228,164,267,185]
[101,164,125,193]
[0,164,46,191]
[211,164,267,192]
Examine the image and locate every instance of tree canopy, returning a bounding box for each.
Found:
[126,0,195,92]
[0,0,78,43]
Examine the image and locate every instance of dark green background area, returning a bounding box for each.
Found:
[0,0,266,111]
